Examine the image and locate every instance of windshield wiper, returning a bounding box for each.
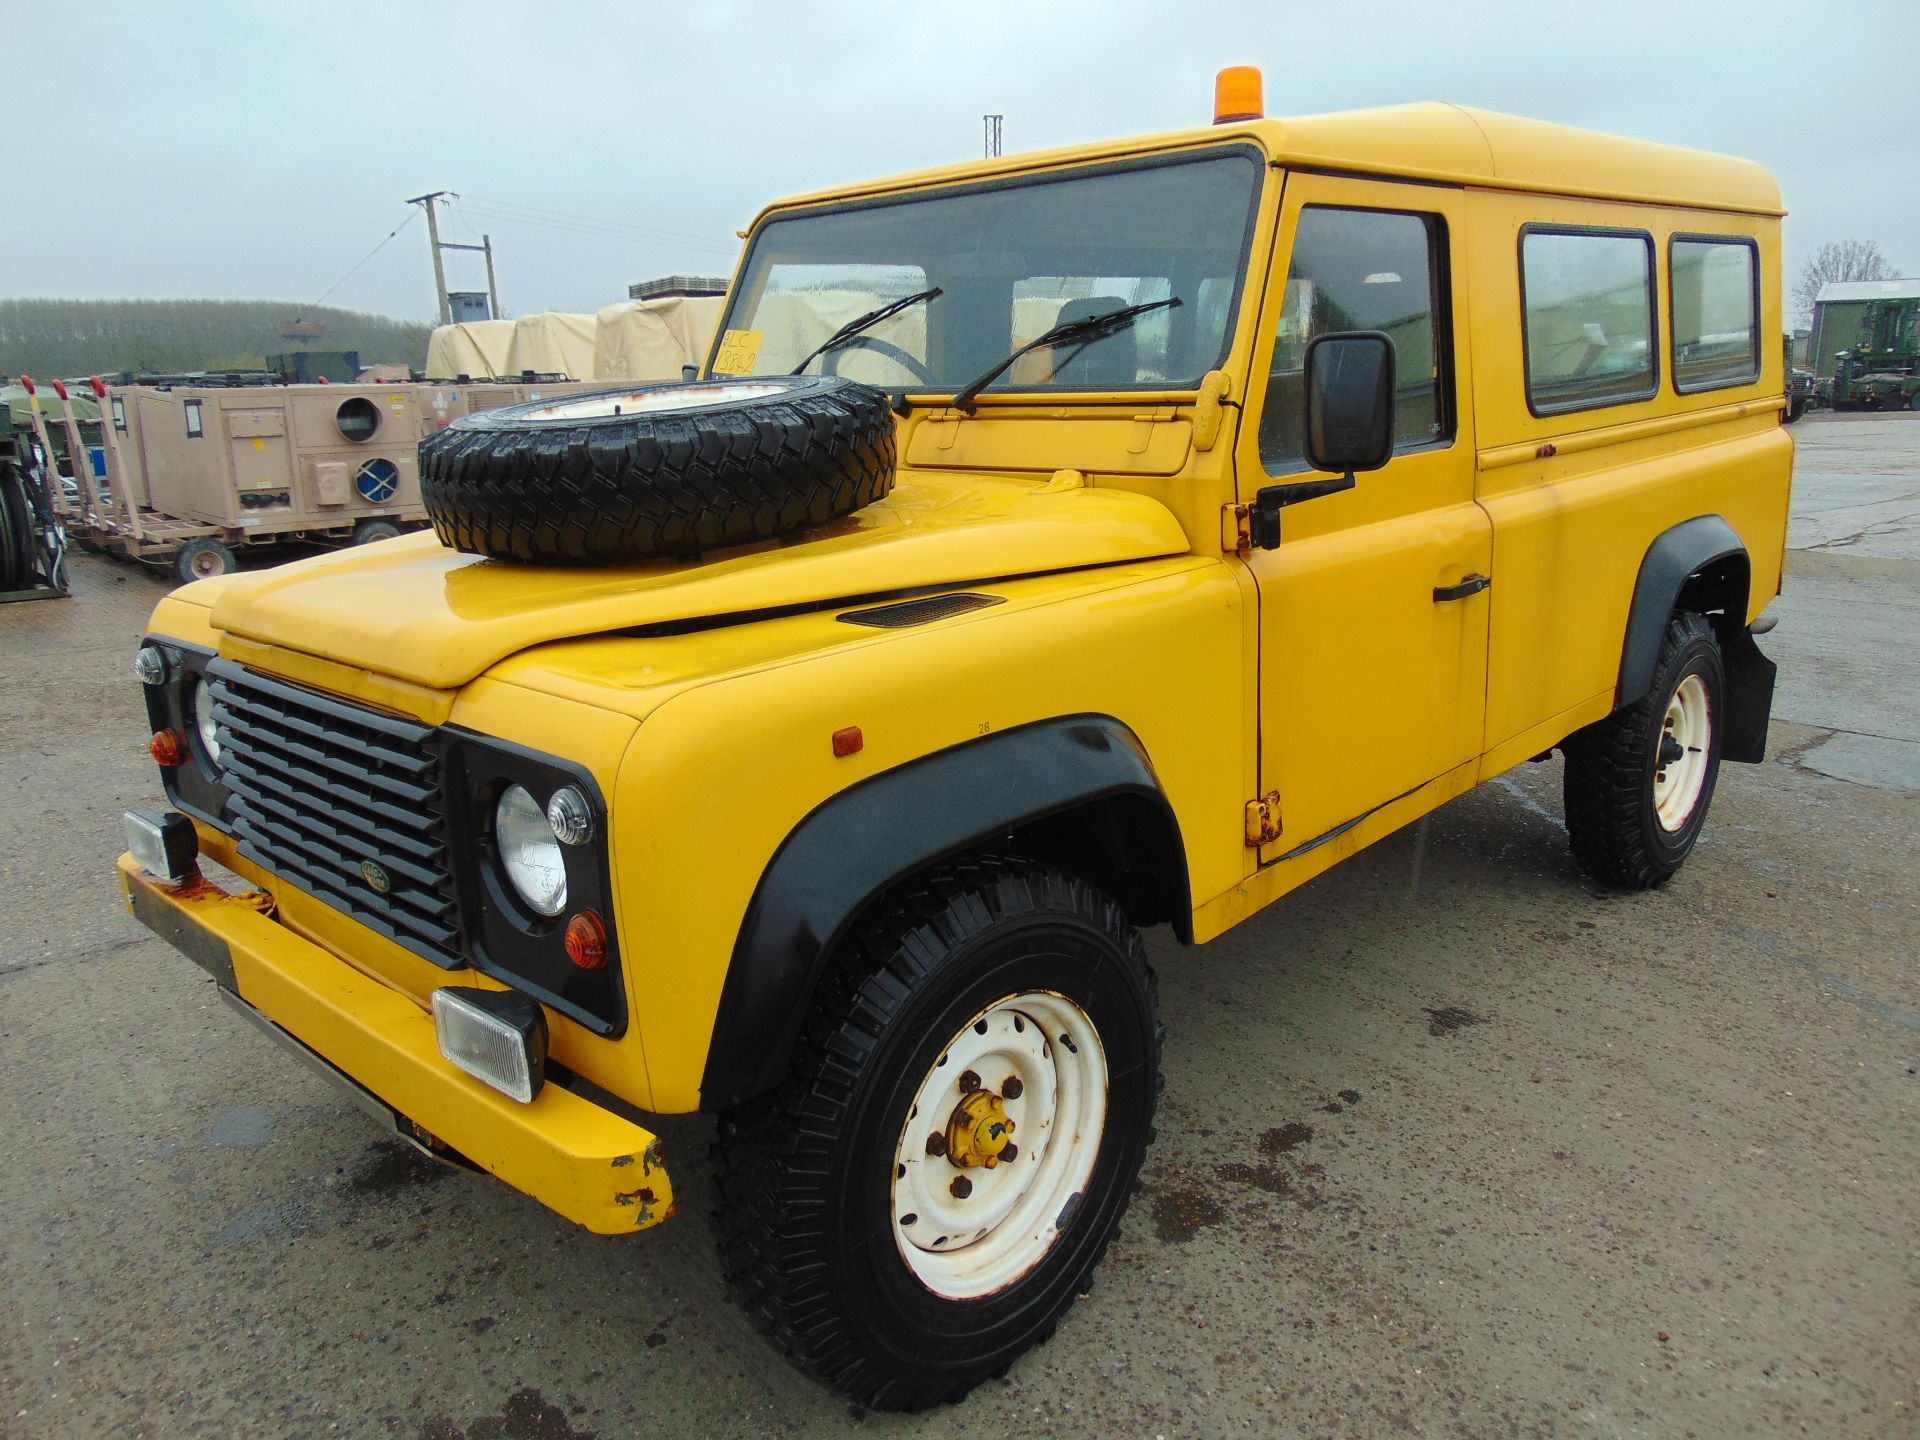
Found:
[789,286,943,375]
[946,296,1181,415]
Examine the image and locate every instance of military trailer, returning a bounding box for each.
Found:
[73,378,602,581]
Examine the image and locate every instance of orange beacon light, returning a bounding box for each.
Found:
[1213,66,1265,124]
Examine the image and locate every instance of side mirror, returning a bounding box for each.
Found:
[1304,330,1395,476]
[1248,330,1396,550]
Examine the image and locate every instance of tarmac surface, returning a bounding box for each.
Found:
[1,412,1914,1439]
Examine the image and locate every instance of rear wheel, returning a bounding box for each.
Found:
[1907,390,1920,412]
[351,519,403,545]
[711,858,1161,1411]
[1562,612,1724,888]
[174,537,235,584]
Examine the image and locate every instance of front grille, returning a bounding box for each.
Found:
[208,660,464,967]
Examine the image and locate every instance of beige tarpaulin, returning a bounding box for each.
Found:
[424,319,514,379]
[502,311,599,379]
[593,296,726,381]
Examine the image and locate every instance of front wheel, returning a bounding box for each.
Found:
[711,858,1161,1411]
[1562,611,1724,889]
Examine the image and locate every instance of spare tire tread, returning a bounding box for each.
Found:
[419,379,896,565]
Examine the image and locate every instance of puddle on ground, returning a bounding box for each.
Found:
[205,1104,275,1149]
[1423,1005,1485,1037]
[1259,1121,1314,1155]
[1150,1184,1228,1242]
[351,1138,452,1195]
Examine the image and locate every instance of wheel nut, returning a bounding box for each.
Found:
[1002,1076,1024,1100]
[925,1132,947,1158]
[1001,1142,1019,1163]
[958,1069,981,1093]
[950,1176,973,1199]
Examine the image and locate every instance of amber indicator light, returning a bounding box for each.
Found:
[1213,65,1264,124]
[832,726,864,758]
[148,730,184,767]
[564,910,609,970]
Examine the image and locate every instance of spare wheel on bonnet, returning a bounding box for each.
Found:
[418,375,897,564]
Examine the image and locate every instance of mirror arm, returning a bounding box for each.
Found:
[1247,472,1356,550]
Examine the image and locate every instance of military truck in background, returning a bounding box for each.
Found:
[1816,293,1920,411]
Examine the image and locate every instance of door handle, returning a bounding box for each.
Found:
[1433,572,1491,602]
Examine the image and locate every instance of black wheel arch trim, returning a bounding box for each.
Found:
[700,714,1189,1111]
[1616,514,1772,764]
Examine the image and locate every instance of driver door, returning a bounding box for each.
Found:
[1235,174,1491,863]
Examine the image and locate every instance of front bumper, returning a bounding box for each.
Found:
[117,852,673,1234]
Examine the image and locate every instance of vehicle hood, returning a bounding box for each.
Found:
[206,474,1190,690]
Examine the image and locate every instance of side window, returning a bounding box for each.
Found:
[1260,206,1450,472]
[1520,228,1657,413]
[1671,236,1759,392]
[184,399,204,439]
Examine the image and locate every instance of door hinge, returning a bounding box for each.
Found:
[1244,791,1283,847]
[1222,502,1252,554]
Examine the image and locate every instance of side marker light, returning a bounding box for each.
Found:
[832,726,864,758]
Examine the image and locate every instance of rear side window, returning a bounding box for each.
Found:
[1520,227,1657,414]
[1671,236,1759,392]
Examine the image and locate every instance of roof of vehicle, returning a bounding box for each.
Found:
[1814,278,1920,304]
[762,102,1784,219]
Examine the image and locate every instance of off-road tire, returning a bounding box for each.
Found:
[711,857,1162,1412]
[351,519,403,545]
[0,461,35,590]
[417,376,895,564]
[1563,611,1724,889]
[174,536,235,584]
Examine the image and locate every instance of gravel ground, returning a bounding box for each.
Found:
[1,414,1914,1439]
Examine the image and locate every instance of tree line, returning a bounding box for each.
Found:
[0,298,432,378]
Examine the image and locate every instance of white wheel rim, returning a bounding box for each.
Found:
[1654,672,1712,830]
[522,382,786,422]
[889,991,1107,1300]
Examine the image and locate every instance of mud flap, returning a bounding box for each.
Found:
[1715,618,1776,764]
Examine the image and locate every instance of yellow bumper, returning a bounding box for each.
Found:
[117,853,673,1235]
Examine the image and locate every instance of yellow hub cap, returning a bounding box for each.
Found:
[946,1089,1016,1169]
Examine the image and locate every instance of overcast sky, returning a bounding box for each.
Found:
[3,0,1914,324]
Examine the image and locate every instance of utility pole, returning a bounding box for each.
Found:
[482,234,501,321]
[408,192,503,322]
[984,114,1003,158]
[408,190,453,325]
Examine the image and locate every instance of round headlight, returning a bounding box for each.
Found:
[193,679,222,765]
[496,784,567,917]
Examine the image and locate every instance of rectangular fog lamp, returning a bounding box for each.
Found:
[124,808,199,883]
[431,987,548,1104]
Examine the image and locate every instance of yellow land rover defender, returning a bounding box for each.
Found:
[120,72,1789,1410]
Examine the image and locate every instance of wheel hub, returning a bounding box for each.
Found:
[888,990,1108,1299]
[945,1087,1016,1169]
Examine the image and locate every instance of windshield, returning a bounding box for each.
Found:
[712,149,1263,398]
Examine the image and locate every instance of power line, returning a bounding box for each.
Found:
[294,210,419,322]
[457,194,738,252]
